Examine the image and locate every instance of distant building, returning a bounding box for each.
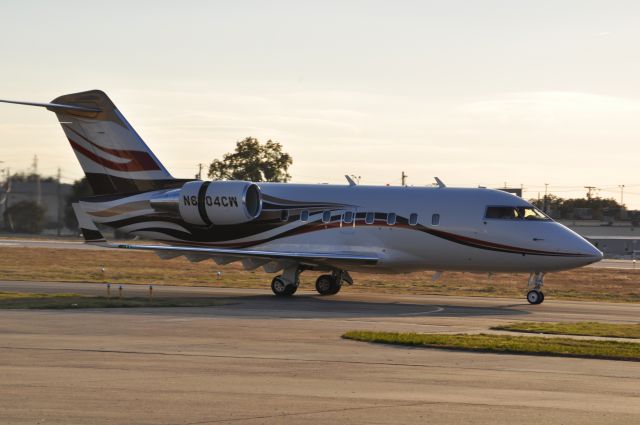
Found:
[586,237,640,258]
[562,219,640,258]
[0,179,72,230]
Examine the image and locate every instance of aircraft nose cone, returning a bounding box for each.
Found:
[582,241,604,263]
[554,223,603,265]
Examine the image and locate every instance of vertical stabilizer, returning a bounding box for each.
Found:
[50,90,175,195]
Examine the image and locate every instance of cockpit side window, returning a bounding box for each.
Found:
[485,206,550,221]
[485,206,519,219]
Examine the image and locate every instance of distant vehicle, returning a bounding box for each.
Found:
[0,91,603,304]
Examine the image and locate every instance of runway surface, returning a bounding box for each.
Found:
[1,280,639,424]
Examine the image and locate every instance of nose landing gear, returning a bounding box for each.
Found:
[526,272,545,304]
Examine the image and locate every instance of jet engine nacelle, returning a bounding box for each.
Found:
[151,180,262,226]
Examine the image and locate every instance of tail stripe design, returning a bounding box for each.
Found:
[65,125,161,172]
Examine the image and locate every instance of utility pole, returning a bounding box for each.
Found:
[3,167,11,230]
[56,167,62,236]
[584,186,597,200]
[619,184,625,206]
[0,162,4,227]
[196,163,203,180]
[32,155,41,205]
[401,171,407,187]
[543,183,549,213]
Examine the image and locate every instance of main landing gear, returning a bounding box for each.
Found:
[271,266,300,297]
[315,270,352,296]
[526,272,545,305]
[270,267,351,297]
[315,274,342,296]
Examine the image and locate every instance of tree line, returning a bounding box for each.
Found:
[530,194,624,221]
[2,137,633,233]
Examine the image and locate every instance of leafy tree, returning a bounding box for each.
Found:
[9,172,56,183]
[3,200,46,233]
[530,194,564,216]
[560,197,621,220]
[64,177,93,230]
[529,195,622,220]
[208,137,292,182]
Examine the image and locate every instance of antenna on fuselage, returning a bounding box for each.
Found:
[345,175,357,186]
[434,177,446,188]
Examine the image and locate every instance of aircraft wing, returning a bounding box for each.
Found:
[115,242,379,268]
[72,203,378,270]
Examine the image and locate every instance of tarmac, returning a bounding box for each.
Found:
[1,280,639,425]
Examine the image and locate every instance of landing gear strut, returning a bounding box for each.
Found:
[526,272,545,305]
[271,266,300,297]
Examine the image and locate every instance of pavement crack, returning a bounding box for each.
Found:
[170,400,433,425]
[0,345,637,381]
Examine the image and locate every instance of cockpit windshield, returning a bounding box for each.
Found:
[485,206,550,221]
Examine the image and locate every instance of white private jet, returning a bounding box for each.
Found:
[0,90,603,304]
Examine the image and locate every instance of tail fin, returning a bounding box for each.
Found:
[1,90,177,195]
[52,90,176,195]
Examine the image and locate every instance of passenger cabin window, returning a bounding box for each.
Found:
[343,211,354,224]
[322,210,331,223]
[431,213,440,225]
[300,210,309,222]
[485,206,549,221]
[409,213,418,226]
[365,212,375,224]
[280,210,289,222]
[387,213,397,225]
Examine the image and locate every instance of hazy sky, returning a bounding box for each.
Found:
[1,1,639,207]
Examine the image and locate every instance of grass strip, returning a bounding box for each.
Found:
[491,322,640,339]
[0,291,81,300]
[342,330,640,361]
[0,291,224,309]
[2,247,640,303]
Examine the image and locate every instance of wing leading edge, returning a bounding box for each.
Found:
[116,243,379,268]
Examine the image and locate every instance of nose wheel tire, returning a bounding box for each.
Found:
[526,290,545,305]
[271,276,297,296]
[315,274,341,296]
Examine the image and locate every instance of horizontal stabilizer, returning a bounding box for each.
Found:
[72,203,107,244]
[0,99,101,113]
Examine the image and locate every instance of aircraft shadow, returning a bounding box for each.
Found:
[102,293,531,320]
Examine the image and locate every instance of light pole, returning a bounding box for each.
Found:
[543,183,549,213]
